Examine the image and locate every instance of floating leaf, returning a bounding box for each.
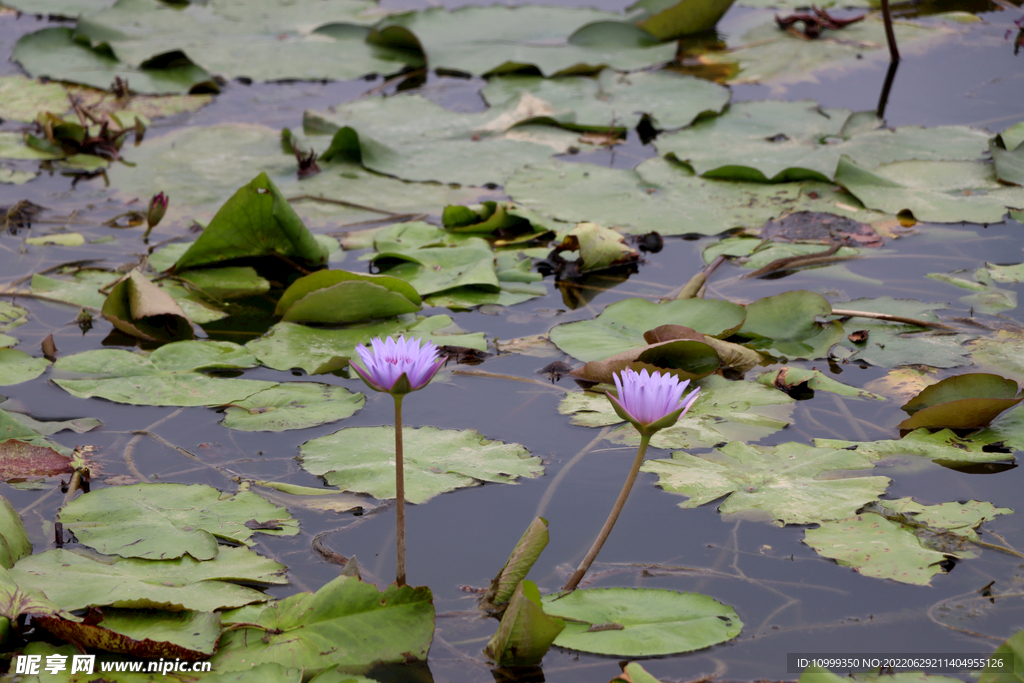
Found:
[968,329,1024,381]
[898,373,1022,432]
[24,232,85,247]
[991,124,1024,186]
[543,587,741,656]
[35,609,221,659]
[612,662,663,683]
[176,267,271,300]
[550,298,746,362]
[11,547,286,612]
[484,580,564,667]
[482,69,730,132]
[0,440,73,481]
[276,270,422,324]
[371,238,500,296]
[369,6,676,78]
[757,367,885,400]
[0,75,70,122]
[172,173,328,272]
[59,483,298,560]
[212,575,433,676]
[30,269,121,310]
[736,290,844,359]
[878,498,1013,542]
[980,630,1024,683]
[220,383,364,432]
[837,324,975,369]
[0,496,31,570]
[52,342,277,407]
[246,315,485,375]
[298,426,542,504]
[102,270,194,342]
[641,441,889,525]
[630,0,737,40]
[245,480,371,515]
[0,349,49,387]
[0,408,73,456]
[816,428,1014,465]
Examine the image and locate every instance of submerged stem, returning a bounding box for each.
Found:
[563,433,652,591]
[394,395,407,587]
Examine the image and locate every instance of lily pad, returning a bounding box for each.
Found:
[482,69,730,132]
[246,315,485,375]
[737,290,844,359]
[968,329,1024,381]
[757,367,885,400]
[836,324,975,369]
[0,496,31,570]
[815,428,1015,465]
[542,587,741,656]
[0,303,28,333]
[276,270,422,324]
[0,408,75,456]
[298,426,542,504]
[220,383,365,432]
[368,6,676,78]
[11,547,286,612]
[834,156,1024,224]
[898,373,1022,432]
[371,238,500,296]
[30,269,121,310]
[630,0,737,40]
[0,75,72,122]
[305,93,582,185]
[0,349,50,387]
[52,341,278,407]
[59,483,298,560]
[550,297,746,362]
[176,267,271,300]
[0,439,73,480]
[641,441,890,525]
[172,173,328,272]
[211,575,434,676]
[484,580,565,667]
[35,608,221,659]
[102,270,195,342]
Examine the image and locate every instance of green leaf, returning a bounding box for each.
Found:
[991,129,1024,186]
[13,27,213,95]
[980,630,1024,683]
[482,69,730,132]
[737,291,844,359]
[0,75,72,122]
[641,441,890,525]
[543,587,741,656]
[757,367,886,400]
[0,349,49,387]
[898,373,1022,431]
[612,662,663,683]
[211,575,434,676]
[816,428,1016,465]
[372,238,500,296]
[176,266,271,300]
[560,222,639,274]
[878,498,1013,542]
[968,329,1024,381]
[305,93,583,185]
[368,6,676,77]
[59,483,298,560]
[35,608,221,659]
[630,0,737,39]
[276,270,421,324]
[172,173,328,272]
[0,303,28,334]
[298,426,543,504]
[834,155,1024,224]
[837,324,975,369]
[484,580,565,667]
[246,315,485,375]
[483,517,550,611]
[221,382,364,432]
[0,495,31,570]
[101,270,195,342]
[53,341,278,407]
[550,297,746,362]
[11,547,286,612]
[31,269,121,310]
[0,408,76,455]
[656,101,988,182]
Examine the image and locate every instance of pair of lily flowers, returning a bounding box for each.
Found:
[353,335,701,589]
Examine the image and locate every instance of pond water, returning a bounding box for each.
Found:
[1,1,1024,681]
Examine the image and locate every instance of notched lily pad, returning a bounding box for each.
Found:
[220,383,365,432]
[276,270,422,324]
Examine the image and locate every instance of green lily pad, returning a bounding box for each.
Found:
[641,441,890,525]
[830,296,947,322]
[0,496,31,570]
[0,349,50,387]
[757,367,885,400]
[0,75,88,122]
[102,270,195,342]
[24,232,86,247]
[968,329,1024,381]
[630,0,737,40]
[834,156,1024,224]
[550,297,746,362]
[276,270,422,324]
[484,580,565,667]
[220,382,365,432]
[980,630,1024,683]
[172,173,328,272]
[52,341,278,407]
[837,324,975,369]
[878,498,1013,542]
[13,27,214,95]
[657,101,988,182]
[562,374,794,450]
[368,6,676,78]
[424,282,547,311]
[0,408,75,456]
[372,239,499,296]
[898,373,1022,432]
[0,131,60,161]
[0,303,28,333]
[59,483,298,560]
[482,69,730,132]
[305,93,582,185]
[35,608,221,659]
[0,168,37,185]
[11,547,286,612]
[70,0,407,84]
[815,428,1014,465]
[176,267,271,300]
[737,290,844,359]
[30,269,121,310]
[211,575,433,676]
[298,426,542,504]
[542,587,741,656]
[991,124,1024,186]
[506,157,876,237]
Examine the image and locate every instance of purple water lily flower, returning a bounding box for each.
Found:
[352,335,445,396]
[608,368,700,436]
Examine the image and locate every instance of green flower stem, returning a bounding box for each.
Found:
[394,395,407,587]
[563,433,652,591]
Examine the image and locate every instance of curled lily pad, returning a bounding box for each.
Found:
[102,269,194,342]
[897,373,1023,432]
[0,496,31,570]
[484,580,564,667]
[35,608,221,659]
[570,326,721,384]
[276,270,422,324]
[757,367,885,400]
[737,290,844,359]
